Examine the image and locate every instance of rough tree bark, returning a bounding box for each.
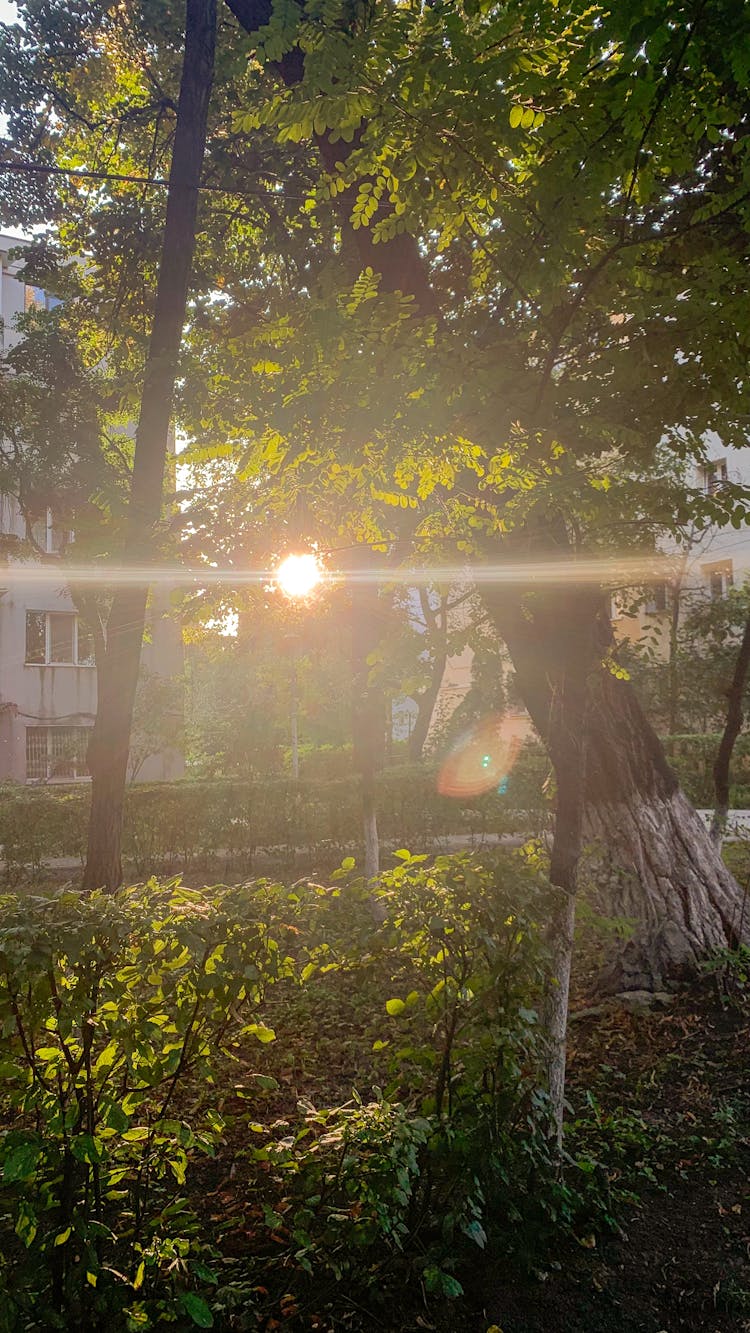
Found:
[484,578,748,991]
[711,611,750,848]
[83,0,217,890]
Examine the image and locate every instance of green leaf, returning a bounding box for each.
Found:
[3,1140,40,1183]
[181,1293,214,1328]
[244,1022,276,1044]
[106,1102,130,1133]
[509,105,523,128]
[54,1227,72,1247]
[247,1074,279,1092]
[15,1201,37,1248]
[386,998,406,1016]
[71,1134,105,1164]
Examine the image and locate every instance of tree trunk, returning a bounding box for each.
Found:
[667,573,682,736]
[83,0,217,890]
[542,595,593,1142]
[481,579,596,1133]
[408,669,444,762]
[711,612,750,848]
[409,590,448,762]
[484,580,747,991]
[350,557,386,883]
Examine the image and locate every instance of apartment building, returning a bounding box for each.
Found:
[0,230,183,784]
[691,435,750,595]
[613,435,750,656]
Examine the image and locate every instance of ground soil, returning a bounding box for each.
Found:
[439,985,750,1333]
[196,958,750,1333]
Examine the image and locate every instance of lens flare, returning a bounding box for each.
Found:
[0,551,681,591]
[437,712,527,799]
[275,552,322,599]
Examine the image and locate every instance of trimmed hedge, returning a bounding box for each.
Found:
[0,747,551,879]
[663,733,750,807]
[4,732,743,880]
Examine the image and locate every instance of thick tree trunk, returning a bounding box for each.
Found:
[484,581,747,990]
[711,612,750,847]
[83,0,217,890]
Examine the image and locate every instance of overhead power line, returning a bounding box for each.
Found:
[0,158,309,201]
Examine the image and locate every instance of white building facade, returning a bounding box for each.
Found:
[0,230,183,784]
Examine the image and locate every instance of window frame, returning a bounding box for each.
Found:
[702,559,734,601]
[30,506,73,555]
[701,459,729,494]
[25,725,91,783]
[24,610,96,666]
[23,285,61,314]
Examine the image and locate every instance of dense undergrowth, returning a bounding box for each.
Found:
[1,851,749,1331]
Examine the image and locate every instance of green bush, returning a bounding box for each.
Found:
[0,880,290,1330]
[0,746,551,880]
[234,852,609,1304]
[0,856,621,1327]
[663,733,750,807]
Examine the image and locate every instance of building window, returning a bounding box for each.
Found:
[24,285,61,313]
[701,459,728,494]
[30,507,72,554]
[645,582,669,615]
[703,560,733,601]
[25,611,96,665]
[26,726,90,782]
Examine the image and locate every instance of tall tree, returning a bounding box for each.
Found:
[204,0,750,987]
[82,0,217,888]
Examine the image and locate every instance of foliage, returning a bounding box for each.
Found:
[184,623,354,781]
[663,733,750,807]
[0,751,550,881]
[0,879,290,1329]
[221,852,619,1306]
[129,670,185,782]
[700,943,750,1007]
[0,854,630,1327]
[623,583,750,736]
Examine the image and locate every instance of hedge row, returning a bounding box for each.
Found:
[0,749,552,879]
[663,733,750,807]
[2,733,745,880]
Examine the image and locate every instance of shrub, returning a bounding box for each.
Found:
[0,856,623,1327]
[663,733,750,807]
[236,852,607,1304]
[0,748,551,881]
[0,880,289,1330]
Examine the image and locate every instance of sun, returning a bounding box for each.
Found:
[275,552,323,600]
